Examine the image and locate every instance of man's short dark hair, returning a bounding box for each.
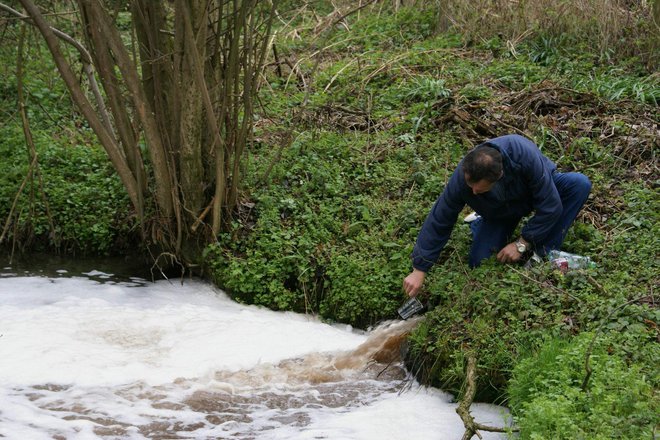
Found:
[462,145,503,183]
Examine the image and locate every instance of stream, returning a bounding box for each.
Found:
[0,258,509,439]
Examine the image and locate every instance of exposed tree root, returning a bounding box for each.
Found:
[456,355,517,440]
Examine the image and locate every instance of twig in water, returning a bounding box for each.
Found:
[456,355,518,440]
[149,252,186,285]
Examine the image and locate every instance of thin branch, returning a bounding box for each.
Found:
[190,197,215,233]
[456,355,518,440]
[0,2,91,63]
[17,0,141,212]
[0,1,112,128]
[149,251,185,284]
[16,23,57,246]
[330,0,380,29]
[509,265,581,301]
[0,155,37,244]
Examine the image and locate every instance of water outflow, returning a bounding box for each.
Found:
[0,271,508,439]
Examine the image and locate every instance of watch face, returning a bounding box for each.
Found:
[517,243,526,253]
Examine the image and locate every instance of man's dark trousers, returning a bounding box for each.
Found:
[469,172,592,267]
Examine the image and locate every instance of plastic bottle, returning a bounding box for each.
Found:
[547,250,596,271]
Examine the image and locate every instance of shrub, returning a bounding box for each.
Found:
[437,0,658,71]
[508,333,658,439]
[321,247,407,325]
[0,126,132,254]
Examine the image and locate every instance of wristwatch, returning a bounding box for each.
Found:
[515,239,528,254]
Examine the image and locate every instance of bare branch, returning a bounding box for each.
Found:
[0,1,113,133]
[17,0,141,212]
[456,355,517,440]
[178,0,226,233]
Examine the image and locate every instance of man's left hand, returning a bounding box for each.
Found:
[497,242,523,264]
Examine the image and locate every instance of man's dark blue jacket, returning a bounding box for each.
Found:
[411,134,561,272]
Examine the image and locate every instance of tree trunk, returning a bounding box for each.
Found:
[81,0,175,220]
[177,0,209,221]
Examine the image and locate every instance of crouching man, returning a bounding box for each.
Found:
[403,134,591,297]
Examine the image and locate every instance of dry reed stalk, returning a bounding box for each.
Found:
[438,0,653,66]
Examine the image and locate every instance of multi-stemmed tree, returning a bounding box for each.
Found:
[11,0,276,263]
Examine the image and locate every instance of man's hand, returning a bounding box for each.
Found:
[497,242,524,264]
[403,269,426,297]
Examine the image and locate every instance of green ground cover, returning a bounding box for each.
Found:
[0,42,132,255]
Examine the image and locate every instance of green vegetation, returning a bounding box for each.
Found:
[508,333,657,439]
[0,41,133,255]
[0,1,657,438]
[0,125,132,254]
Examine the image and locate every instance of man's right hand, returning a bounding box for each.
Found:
[403,269,426,297]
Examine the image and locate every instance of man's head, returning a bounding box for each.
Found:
[462,145,503,195]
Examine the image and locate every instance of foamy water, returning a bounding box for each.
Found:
[0,271,509,439]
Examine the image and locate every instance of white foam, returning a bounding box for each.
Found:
[0,277,365,387]
[295,388,508,440]
[82,269,114,278]
[0,276,509,439]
